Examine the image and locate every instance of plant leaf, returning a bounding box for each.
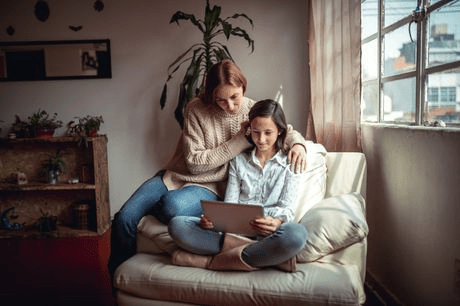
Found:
[160,83,167,109]
[167,43,201,72]
[227,13,254,28]
[170,11,205,33]
[204,0,221,30]
[221,21,232,39]
[230,27,255,52]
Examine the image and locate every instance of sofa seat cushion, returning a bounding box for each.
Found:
[115,253,365,306]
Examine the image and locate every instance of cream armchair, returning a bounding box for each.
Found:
[114,150,368,306]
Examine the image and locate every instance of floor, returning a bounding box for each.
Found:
[364,283,387,306]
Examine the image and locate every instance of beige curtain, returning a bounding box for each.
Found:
[306,0,362,152]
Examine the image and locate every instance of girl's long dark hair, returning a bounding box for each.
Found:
[248,99,287,152]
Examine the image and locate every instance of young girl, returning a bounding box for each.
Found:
[168,99,307,272]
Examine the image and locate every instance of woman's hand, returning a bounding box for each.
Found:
[250,216,282,237]
[200,215,214,230]
[288,144,307,173]
[239,120,250,135]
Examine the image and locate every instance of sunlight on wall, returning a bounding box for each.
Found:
[275,84,284,107]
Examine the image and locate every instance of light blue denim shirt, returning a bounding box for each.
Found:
[224,148,302,223]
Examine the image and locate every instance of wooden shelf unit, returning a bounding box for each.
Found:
[0,136,110,238]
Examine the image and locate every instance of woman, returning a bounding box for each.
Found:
[108,60,307,276]
[168,99,308,272]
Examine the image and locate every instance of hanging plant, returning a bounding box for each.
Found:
[160,0,254,128]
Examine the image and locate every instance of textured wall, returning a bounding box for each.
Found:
[363,123,460,306]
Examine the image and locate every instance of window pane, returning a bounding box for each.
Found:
[428,1,460,67]
[425,68,460,124]
[384,0,417,27]
[362,0,379,40]
[362,82,379,122]
[382,77,416,122]
[362,40,379,81]
[428,87,439,102]
[383,26,416,76]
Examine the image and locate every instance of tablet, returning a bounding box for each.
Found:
[201,200,264,236]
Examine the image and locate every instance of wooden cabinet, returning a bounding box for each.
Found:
[0,136,110,238]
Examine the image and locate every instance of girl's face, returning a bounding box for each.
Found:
[250,116,279,154]
[214,84,243,114]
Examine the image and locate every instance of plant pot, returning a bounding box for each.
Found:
[36,128,55,139]
[38,216,57,235]
[48,171,59,184]
[88,129,98,137]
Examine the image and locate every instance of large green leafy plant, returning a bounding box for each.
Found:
[160,0,254,128]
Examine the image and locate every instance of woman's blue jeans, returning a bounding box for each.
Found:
[168,216,308,267]
[108,174,219,277]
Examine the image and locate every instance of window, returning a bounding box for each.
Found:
[361,0,460,126]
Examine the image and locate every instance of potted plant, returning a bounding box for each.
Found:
[67,115,104,137]
[80,115,104,137]
[160,0,254,128]
[10,115,32,138]
[28,109,63,139]
[36,208,58,237]
[41,150,65,184]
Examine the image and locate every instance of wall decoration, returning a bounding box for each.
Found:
[0,39,112,81]
[0,207,23,231]
[34,0,50,22]
[94,0,104,12]
[6,26,15,36]
[69,25,83,32]
[16,171,28,185]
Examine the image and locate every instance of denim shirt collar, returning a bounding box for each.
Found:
[247,148,287,168]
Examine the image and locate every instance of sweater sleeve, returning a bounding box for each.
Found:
[284,125,309,152]
[182,100,252,175]
[223,158,240,203]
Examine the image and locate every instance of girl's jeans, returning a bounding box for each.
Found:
[168,216,308,267]
[108,174,219,277]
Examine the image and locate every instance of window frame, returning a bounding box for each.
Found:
[361,0,460,127]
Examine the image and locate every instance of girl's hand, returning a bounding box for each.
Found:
[200,215,214,230]
[250,216,282,237]
[288,144,307,173]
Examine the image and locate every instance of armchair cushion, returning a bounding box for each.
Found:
[297,192,368,263]
[293,142,327,222]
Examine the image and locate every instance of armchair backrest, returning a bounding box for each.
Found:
[325,152,367,199]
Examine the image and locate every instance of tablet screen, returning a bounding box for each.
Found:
[201,200,264,236]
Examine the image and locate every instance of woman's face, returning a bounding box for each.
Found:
[250,116,279,154]
[214,84,243,114]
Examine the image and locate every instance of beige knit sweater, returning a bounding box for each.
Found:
[162,96,307,198]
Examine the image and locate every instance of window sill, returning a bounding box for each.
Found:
[361,122,460,134]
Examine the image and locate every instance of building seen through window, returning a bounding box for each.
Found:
[361,0,460,126]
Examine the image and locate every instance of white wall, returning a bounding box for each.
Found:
[0,0,309,215]
[362,123,460,306]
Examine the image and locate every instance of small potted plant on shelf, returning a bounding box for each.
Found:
[36,208,58,237]
[41,150,65,184]
[66,115,104,146]
[9,115,32,138]
[28,109,63,139]
[80,115,104,137]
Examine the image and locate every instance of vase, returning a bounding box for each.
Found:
[48,171,59,184]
